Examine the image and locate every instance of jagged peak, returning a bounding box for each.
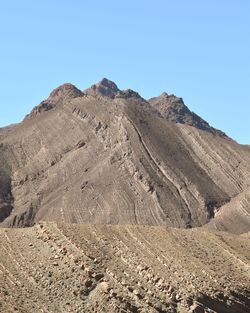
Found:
[115,89,146,101]
[149,92,227,137]
[160,92,169,97]
[48,83,83,101]
[25,83,84,120]
[99,78,119,89]
[84,78,120,98]
[154,92,184,103]
[84,78,147,102]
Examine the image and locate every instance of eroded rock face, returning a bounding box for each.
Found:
[0,80,250,232]
[0,223,249,313]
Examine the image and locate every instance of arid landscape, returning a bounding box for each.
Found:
[0,79,250,312]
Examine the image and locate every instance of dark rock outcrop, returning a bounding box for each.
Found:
[148,92,227,137]
[84,78,120,98]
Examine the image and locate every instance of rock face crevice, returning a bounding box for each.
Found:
[0,145,14,223]
[0,176,13,223]
[204,187,250,233]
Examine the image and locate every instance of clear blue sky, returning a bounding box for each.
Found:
[0,0,249,144]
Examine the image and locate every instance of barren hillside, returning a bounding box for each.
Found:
[0,79,250,232]
[0,223,249,313]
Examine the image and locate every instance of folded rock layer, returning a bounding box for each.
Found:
[0,80,250,232]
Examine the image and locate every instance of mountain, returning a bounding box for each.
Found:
[0,79,250,232]
[1,79,250,312]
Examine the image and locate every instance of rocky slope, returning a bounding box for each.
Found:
[0,222,249,313]
[0,79,250,232]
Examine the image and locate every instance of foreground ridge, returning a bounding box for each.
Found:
[0,223,249,313]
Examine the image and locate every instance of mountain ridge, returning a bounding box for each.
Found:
[25,78,230,139]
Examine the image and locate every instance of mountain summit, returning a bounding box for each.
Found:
[48,83,84,102]
[26,83,84,119]
[84,78,120,98]
[84,78,146,101]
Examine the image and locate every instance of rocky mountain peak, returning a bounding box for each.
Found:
[48,83,83,102]
[149,92,227,136]
[84,78,120,98]
[157,92,184,105]
[84,78,148,103]
[99,78,118,89]
[159,92,170,98]
[25,83,84,120]
[115,89,146,101]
